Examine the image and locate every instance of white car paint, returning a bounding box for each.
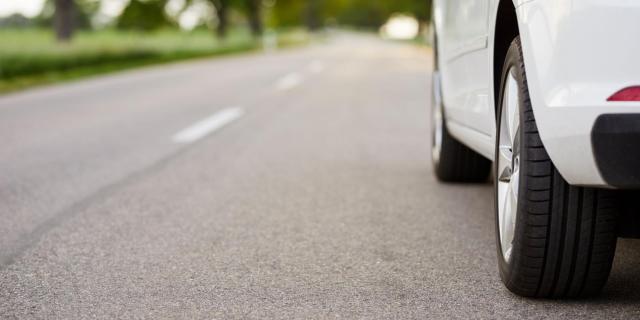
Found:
[434,0,493,152]
[434,0,640,187]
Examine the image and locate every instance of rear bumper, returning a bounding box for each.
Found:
[517,0,640,187]
[592,114,640,188]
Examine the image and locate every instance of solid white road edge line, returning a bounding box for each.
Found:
[172,107,245,144]
[275,72,303,91]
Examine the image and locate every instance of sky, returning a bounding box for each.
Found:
[0,0,46,17]
[0,0,129,18]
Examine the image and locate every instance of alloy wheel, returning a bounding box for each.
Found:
[497,68,522,263]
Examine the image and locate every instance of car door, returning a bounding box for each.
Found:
[439,0,493,137]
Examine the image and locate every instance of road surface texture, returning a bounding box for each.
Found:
[1,33,639,319]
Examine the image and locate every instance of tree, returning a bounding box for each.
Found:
[383,0,431,24]
[271,0,304,28]
[42,0,99,40]
[297,0,432,29]
[182,0,230,39]
[117,0,172,31]
[305,0,322,31]
[244,0,263,37]
[271,0,323,31]
[211,0,263,38]
[210,0,230,38]
[54,0,75,41]
[0,14,33,28]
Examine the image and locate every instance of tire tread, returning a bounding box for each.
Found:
[497,37,618,299]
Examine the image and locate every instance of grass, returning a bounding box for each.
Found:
[0,28,311,94]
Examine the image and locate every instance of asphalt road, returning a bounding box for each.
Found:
[1,33,640,319]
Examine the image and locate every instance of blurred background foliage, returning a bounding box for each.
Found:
[117,0,173,31]
[272,0,430,30]
[1,0,432,40]
[0,0,431,92]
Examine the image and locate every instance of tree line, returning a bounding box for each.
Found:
[50,0,431,42]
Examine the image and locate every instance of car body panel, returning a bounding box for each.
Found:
[436,0,640,187]
[434,0,494,147]
[517,0,640,186]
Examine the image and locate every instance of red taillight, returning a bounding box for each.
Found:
[608,86,640,102]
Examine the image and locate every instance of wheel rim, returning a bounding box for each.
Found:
[497,68,521,264]
[432,72,443,164]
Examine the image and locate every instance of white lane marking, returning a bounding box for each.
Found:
[172,107,244,144]
[275,72,303,91]
[308,60,325,73]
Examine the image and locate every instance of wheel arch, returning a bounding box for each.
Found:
[492,0,520,119]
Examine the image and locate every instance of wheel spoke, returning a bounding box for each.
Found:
[500,184,513,251]
[506,73,520,144]
[510,166,520,199]
[510,183,518,214]
[497,147,512,183]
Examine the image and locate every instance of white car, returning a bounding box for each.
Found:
[431,0,640,298]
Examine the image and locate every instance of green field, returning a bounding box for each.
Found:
[0,28,310,93]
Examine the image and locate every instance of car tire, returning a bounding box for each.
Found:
[495,37,619,298]
[431,55,491,183]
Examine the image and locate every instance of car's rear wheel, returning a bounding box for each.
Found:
[495,37,619,298]
[431,57,491,183]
